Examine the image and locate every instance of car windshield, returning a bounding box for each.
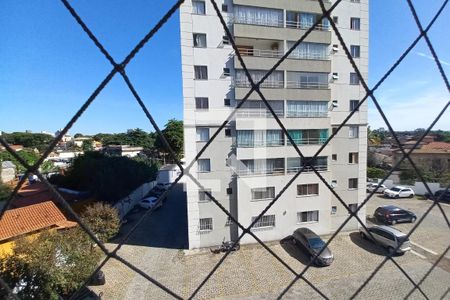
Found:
[391,187,401,192]
[308,237,325,250]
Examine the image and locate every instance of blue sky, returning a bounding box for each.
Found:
[0,0,448,135]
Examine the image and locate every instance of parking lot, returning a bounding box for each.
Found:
[91,192,450,299]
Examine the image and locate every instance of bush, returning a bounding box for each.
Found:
[0,182,12,202]
[367,167,386,180]
[81,202,120,242]
[49,152,158,204]
[0,228,102,300]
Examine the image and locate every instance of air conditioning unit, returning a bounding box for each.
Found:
[330,181,337,189]
[332,73,339,80]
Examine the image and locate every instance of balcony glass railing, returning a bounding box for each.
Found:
[237,48,284,58]
[237,139,285,148]
[234,79,284,89]
[236,109,284,118]
[286,111,328,118]
[237,167,285,176]
[285,81,329,89]
[287,165,328,173]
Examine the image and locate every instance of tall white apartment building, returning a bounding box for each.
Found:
[180,0,368,249]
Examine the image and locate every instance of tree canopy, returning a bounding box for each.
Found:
[93,128,156,150]
[155,119,184,160]
[0,149,39,173]
[2,132,54,152]
[49,152,159,204]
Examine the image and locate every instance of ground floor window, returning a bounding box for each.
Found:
[199,218,213,231]
[297,210,319,223]
[251,214,276,228]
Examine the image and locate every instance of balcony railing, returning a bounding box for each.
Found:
[231,16,284,28]
[236,109,284,118]
[287,165,328,173]
[237,139,284,148]
[288,138,327,145]
[234,79,284,89]
[288,51,330,60]
[286,81,329,89]
[286,111,328,118]
[285,21,330,31]
[237,48,284,58]
[237,167,285,176]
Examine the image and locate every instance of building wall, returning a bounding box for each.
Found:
[181,0,369,248]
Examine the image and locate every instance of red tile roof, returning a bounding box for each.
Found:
[421,142,450,151]
[0,201,77,242]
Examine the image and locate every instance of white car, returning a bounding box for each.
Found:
[367,183,387,193]
[139,196,162,209]
[383,186,415,199]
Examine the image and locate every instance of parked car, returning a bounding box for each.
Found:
[374,205,417,225]
[146,186,167,201]
[367,183,387,193]
[424,189,450,202]
[359,225,411,255]
[156,182,172,191]
[292,228,334,266]
[383,186,415,198]
[139,196,162,209]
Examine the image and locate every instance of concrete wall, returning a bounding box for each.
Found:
[114,181,156,220]
[374,179,443,196]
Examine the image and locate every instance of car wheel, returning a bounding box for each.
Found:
[395,195,399,199]
[391,220,397,225]
[411,217,416,223]
[408,194,414,198]
[388,247,395,256]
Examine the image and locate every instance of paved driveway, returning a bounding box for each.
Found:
[90,192,450,299]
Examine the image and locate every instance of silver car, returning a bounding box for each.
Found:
[292,228,334,266]
[359,225,411,255]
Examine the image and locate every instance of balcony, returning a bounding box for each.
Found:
[236,109,284,118]
[287,165,328,173]
[233,78,284,89]
[286,111,328,118]
[237,158,285,176]
[236,138,285,148]
[285,81,329,89]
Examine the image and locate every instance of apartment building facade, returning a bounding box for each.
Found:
[180,0,368,248]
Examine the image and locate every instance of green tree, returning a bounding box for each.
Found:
[74,133,83,138]
[0,228,102,300]
[0,181,12,202]
[367,167,386,179]
[3,132,54,152]
[81,139,94,152]
[0,149,39,173]
[81,202,120,242]
[40,160,57,173]
[155,119,184,161]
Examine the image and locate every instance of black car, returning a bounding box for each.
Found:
[424,189,450,202]
[292,228,334,266]
[146,186,167,201]
[374,205,416,225]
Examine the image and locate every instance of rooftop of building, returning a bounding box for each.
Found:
[0,201,77,242]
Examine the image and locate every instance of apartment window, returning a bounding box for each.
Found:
[349,203,358,213]
[349,152,359,164]
[349,126,359,138]
[331,206,337,215]
[193,33,206,48]
[350,72,360,85]
[223,68,230,76]
[234,5,283,27]
[351,0,361,3]
[350,100,359,111]
[297,211,319,223]
[225,129,232,137]
[331,180,338,187]
[350,17,360,30]
[332,154,337,161]
[224,98,231,106]
[195,97,209,109]
[222,4,228,12]
[350,45,360,58]
[198,159,211,172]
[226,187,232,195]
[348,178,358,189]
[251,214,276,228]
[196,127,209,142]
[251,187,275,200]
[332,16,338,24]
[222,35,230,45]
[297,184,319,196]
[332,127,338,135]
[198,189,212,202]
[199,218,213,231]
[194,66,208,80]
[192,1,206,15]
